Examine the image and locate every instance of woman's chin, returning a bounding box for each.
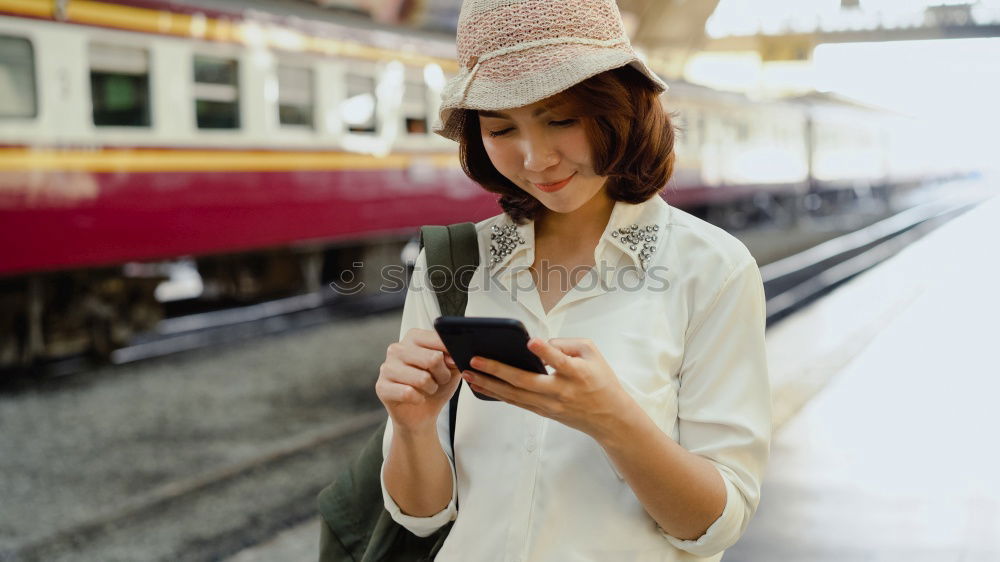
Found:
[534,194,583,214]
[533,186,608,215]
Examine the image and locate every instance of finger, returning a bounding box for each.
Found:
[406,328,447,353]
[467,380,530,411]
[468,356,550,394]
[384,362,440,395]
[406,330,457,383]
[378,380,426,405]
[466,381,494,400]
[545,338,593,358]
[398,344,452,386]
[464,369,541,407]
[526,338,576,371]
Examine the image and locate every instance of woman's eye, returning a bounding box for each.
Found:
[486,119,574,137]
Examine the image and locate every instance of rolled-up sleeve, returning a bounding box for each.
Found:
[660,258,772,557]
[379,248,459,537]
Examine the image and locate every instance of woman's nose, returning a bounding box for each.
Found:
[522,135,559,172]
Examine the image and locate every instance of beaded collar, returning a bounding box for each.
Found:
[488,223,527,269]
[486,199,666,274]
[609,223,660,271]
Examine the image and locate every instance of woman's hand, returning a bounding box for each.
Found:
[376,328,463,434]
[463,338,633,440]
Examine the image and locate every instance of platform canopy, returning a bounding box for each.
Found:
[702,0,1000,58]
[322,0,998,68]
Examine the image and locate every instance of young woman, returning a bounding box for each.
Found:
[375,1,771,560]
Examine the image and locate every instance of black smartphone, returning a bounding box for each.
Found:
[434,316,548,401]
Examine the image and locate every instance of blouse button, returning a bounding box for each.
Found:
[525,437,537,452]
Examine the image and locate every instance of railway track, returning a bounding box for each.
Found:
[761,195,981,324]
[1,289,407,384]
[114,291,407,365]
[2,410,386,562]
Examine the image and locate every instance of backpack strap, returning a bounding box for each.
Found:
[419,223,480,317]
[420,222,479,512]
[316,223,480,562]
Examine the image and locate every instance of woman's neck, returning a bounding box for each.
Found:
[534,190,615,256]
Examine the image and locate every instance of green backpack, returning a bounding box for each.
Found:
[317,223,479,562]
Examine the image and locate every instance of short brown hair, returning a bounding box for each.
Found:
[458,65,676,224]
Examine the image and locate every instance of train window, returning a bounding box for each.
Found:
[403,81,427,135]
[277,64,314,128]
[89,43,150,127]
[0,35,37,119]
[342,73,376,134]
[193,55,240,129]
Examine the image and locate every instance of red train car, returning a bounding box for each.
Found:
[0,0,949,367]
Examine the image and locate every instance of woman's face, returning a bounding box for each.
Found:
[478,100,608,215]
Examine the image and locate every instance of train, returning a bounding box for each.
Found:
[0,0,965,369]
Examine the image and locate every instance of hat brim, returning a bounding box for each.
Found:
[433,42,667,141]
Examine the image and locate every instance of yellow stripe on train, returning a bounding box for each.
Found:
[0,148,461,173]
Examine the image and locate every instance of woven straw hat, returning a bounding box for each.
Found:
[432,0,669,141]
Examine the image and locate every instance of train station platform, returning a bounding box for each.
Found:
[728,190,1000,561]
[229,190,1000,562]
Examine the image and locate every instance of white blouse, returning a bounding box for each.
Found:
[380,194,771,562]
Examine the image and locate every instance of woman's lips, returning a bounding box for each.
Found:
[533,172,576,193]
